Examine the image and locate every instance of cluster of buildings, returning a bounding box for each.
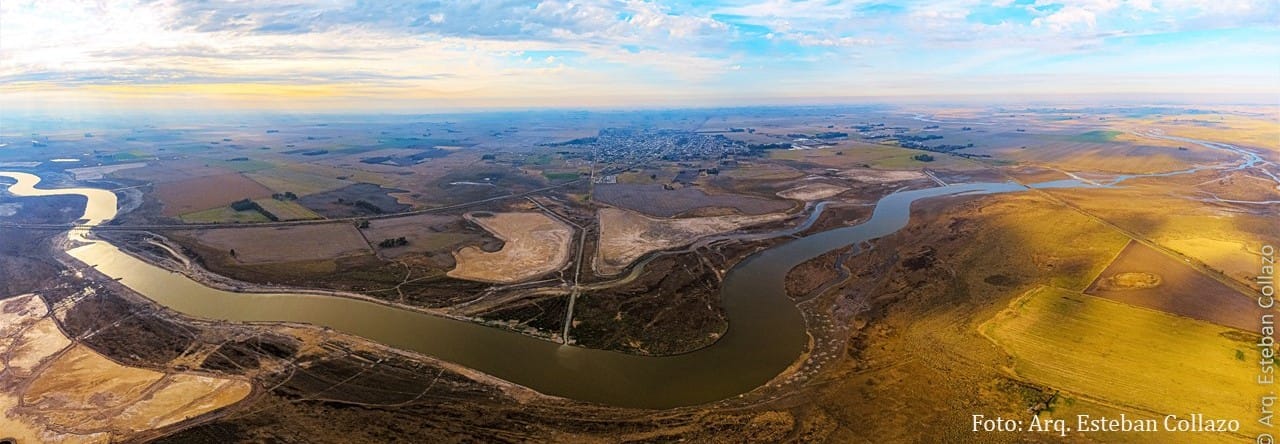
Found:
[591,128,749,163]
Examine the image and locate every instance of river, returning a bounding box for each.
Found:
[3,171,1030,408]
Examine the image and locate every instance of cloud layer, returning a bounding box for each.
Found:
[1,0,1276,109]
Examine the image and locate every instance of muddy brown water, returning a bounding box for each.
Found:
[1,171,1026,408]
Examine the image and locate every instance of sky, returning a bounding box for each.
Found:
[1,0,1277,112]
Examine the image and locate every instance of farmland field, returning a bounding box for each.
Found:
[254,198,322,221]
[593,183,793,217]
[1164,237,1269,289]
[769,143,985,170]
[245,166,353,196]
[153,173,276,216]
[176,224,372,264]
[206,157,275,173]
[1084,240,1261,331]
[179,206,272,223]
[1069,130,1122,142]
[361,213,480,259]
[297,183,413,218]
[985,286,1264,441]
[110,160,236,183]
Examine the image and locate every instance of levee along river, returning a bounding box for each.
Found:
[1,171,1027,408]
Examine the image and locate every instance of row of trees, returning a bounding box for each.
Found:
[378,237,409,248]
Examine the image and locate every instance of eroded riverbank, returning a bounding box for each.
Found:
[2,170,1029,408]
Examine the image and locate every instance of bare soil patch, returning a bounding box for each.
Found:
[594,207,789,275]
[0,294,251,442]
[448,212,573,283]
[1094,271,1161,290]
[838,169,929,183]
[776,182,850,201]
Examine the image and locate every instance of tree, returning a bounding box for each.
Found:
[378,237,409,248]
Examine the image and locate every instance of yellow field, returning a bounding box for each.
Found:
[984,286,1264,442]
[1003,142,1195,174]
[245,166,353,196]
[769,142,985,170]
[253,198,322,221]
[274,162,393,186]
[1151,114,1280,154]
[180,206,271,223]
[1164,237,1265,290]
[717,162,805,181]
[1047,185,1279,290]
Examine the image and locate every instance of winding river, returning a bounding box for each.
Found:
[3,171,1031,408]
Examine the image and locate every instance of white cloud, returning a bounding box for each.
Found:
[0,0,1275,106]
[1033,6,1101,30]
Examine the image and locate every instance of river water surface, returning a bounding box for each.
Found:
[3,171,1029,408]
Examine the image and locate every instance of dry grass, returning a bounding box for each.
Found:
[448,212,574,283]
[1164,237,1265,289]
[838,168,929,183]
[593,183,792,217]
[0,294,251,442]
[179,223,372,264]
[1193,170,1280,202]
[984,286,1264,441]
[111,159,234,184]
[362,213,478,259]
[770,143,984,170]
[179,206,272,224]
[244,166,353,196]
[806,192,1130,442]
[153,173,275,216]
[717,162,806,181]
[253,198,322,221]
[1149,114,1280,154]
[1045,182,1279,290]
[594,207,789,275]
[1084,240,1260,332]
[776,182,849,201]
[998,140,1205,174]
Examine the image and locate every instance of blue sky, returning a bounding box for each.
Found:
[0,0,1277,110]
